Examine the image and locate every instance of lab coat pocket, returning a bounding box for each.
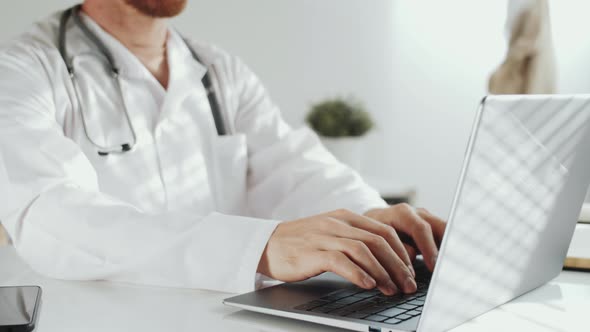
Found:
[208,134,248,215]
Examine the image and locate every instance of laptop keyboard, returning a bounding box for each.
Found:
[294,266,431,325]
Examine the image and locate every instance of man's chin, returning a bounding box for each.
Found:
[124,0,188,18]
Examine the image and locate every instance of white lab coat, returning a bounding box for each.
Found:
[0,11,386,293]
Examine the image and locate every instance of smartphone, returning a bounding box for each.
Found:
[0,286,42,332]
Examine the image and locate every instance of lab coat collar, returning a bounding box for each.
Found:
[165,28,208,89]
[78,12,207,83]
[157,29,211,122]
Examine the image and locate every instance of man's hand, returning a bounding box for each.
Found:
[257,207,446,295]
[365,204,447,272]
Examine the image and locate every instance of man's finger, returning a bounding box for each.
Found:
[386,206,439,272]
[321,217,417,293]
[319,237,398,295]
[404,244,417,261]
[318,251,377,290]
[416,208,447,245]
[328,210,414,276]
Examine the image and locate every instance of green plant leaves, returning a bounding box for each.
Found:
[306,98,374,137]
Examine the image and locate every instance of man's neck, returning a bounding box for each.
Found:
[81,0,170,88]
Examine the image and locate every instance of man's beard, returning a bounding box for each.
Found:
[124,0,188,18]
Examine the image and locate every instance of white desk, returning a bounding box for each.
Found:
[1,247,589,332]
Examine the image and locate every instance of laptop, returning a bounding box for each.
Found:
[224,95,590,332]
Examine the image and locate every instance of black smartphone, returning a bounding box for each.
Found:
[0,286,42,332]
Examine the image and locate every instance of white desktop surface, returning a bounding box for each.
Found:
[1,247,589,332]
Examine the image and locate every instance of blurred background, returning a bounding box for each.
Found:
[1,0,589,219]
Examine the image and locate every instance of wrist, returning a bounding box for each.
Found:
[256,222,283,276]
[257,245,270,275]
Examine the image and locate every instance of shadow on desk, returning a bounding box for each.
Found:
[225,310,345,332]
[512,283,563,304]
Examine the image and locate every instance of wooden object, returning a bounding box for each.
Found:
[564,257,590,270]
[565,223,590,271]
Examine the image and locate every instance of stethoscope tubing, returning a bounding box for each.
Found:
[58,5,226,156]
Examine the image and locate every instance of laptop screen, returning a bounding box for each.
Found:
[418,95,590,332]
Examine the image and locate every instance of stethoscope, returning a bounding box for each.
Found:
[57,5,227,156]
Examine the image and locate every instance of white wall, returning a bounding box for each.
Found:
[1,1,589,217]
[551,2,590,94]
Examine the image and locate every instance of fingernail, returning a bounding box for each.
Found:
[363,276,376,289]
[408,264,416,278]
[404,276,417,293]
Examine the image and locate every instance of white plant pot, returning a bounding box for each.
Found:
[320,136,363,172]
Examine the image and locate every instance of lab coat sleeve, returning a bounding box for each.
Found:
[228,57,388,220]
[0,46,279,294]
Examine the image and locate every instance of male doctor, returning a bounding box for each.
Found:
[0,0,446,295]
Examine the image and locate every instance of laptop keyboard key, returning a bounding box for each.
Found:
[358,306,384,315]
[344,298,377,311]
[329,308,354,316]
[330,303,348,310]
[346,312,369,319]
[397,303,418,310]
[378,307,407,317]
[311,305,338,313]
[369,297,386,304]
[407,300,424,306]
[406,310,421,316]
[352,292,376,299]
[379,297,404,306]
[334,296,362,305]
[384,318,402,324]
[321,290,357,301]
[319,295,345,302]
[395,314,413,321]
[293,262,432,322]
[365,315,388,322]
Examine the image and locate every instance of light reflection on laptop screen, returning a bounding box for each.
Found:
[418,95,590,332]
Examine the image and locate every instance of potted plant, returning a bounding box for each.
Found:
[306,97,374,171]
